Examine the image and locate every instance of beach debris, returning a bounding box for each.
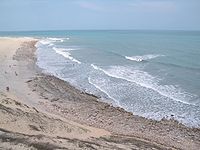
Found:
[15,71,18,76]
[85,92,100,99]
[33,107,39,113]
[29,125,40,131]
[6,86,9,92]
[26,79,32,83]
[51,98,60,102]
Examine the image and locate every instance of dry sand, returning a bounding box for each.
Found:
[0,37,199,150]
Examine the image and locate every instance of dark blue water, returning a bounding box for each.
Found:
[1,30,200,127]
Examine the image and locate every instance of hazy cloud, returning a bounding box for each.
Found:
[0,0,199,31]
[76,1,104,11]
[129,1,177,13]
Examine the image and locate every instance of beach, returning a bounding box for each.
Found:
[0,37,200,150]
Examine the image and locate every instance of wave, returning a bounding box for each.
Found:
[36,37,69,47]
[88,77,121,106]
[47,37,69,42]
[91,64,102,70]
[52,47,78,51]
[38,40,52,45]
[53,47,81,64]
[125,54,164,62]
[36,37,81,64]
[91,64,196,105]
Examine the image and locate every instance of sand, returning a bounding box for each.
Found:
[0,37,199,150]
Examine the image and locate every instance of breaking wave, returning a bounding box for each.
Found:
[91,64,196,105]
[53,47,81,64]
[125,54,164,62]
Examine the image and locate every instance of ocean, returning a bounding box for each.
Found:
[1,30,200,127]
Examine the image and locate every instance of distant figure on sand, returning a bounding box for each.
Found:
[6,86,9,92]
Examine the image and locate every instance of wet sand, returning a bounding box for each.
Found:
[0,37,200,150]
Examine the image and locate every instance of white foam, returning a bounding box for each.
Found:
[88,77,121,106]
[91,64,195,105]
[38,40,52,45]
[53,47,81,64]
[91,64,102,70]
[47,37,68,42]
[37,37,70,47]
[48,43,54,47]
[53,47,78,51]
[125,54,164,62]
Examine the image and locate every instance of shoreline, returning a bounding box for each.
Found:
[0,37,200,149]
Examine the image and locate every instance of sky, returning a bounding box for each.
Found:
[0,0,200,31]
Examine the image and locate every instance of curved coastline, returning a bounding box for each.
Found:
[32,38,200,149]
[0,37,200,149]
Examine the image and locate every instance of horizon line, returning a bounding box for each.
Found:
[0,29,200,32]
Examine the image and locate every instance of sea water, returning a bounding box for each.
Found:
[1,30,200,127]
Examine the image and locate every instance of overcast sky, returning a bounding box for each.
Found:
[0,0,200,31]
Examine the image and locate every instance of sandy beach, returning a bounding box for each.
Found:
[0,37,200,150]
